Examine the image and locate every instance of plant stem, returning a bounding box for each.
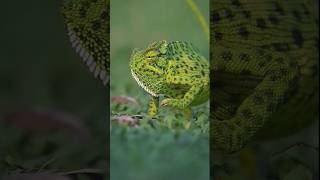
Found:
[185,0,209,41]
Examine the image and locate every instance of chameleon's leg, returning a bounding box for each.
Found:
[147,96,159,117]
[212,54,299,153]
[161,83,204,109]
[183,108,192,129]
[183,108,192,120]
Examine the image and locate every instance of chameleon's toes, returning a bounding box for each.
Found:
[184,122,191,129]
[160,98,172,107]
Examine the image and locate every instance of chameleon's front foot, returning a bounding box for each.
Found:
[160,98,187,109]
[161,98,192,126]
[147,96,159,117]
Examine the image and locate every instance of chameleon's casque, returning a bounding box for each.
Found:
[61,0,109,85]
[130,40,210,117]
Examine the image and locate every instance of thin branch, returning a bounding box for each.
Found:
[185,0,209,41]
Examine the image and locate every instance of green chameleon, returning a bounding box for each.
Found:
[129,40,210,118]
[211,0,319,153]
[61,0,109,85]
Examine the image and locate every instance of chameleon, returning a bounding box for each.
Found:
[210,0,319,153]
[129,40,210,118]
[61,0,110,85]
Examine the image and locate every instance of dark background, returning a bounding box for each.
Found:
[0,0,108,177]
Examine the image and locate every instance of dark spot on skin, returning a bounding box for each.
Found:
[289,75,299,88]
[239,53,250,61]
[79,7,87,18]
[258,60,266,68]
[214,31,223,41]
[100,10,108,19]
[201,70,205,76]
[292,10,301,21]
[223,9,234,20]
[256,48,265,56]
[260,45,271,50]
[264,89,274,99]
[253,94,264,105]
[310,65,318,77]
[289,61,298,68]
[301,4,310,16]
[231,0,241,7]
[273,2,285,16]
[240,70,251,75]
[92,20,101,30]
[225,105,237,115]
[291,28,304,47]
[269,75,278,81]
[238,27,249,39]
[266,103,274,112]
[272,43,290,52]
[264,54,273,61]
[80,1,91,9]
[240,109,252,118]
[212,12,220,23]
[279,68,289,76]
[275,57,285,64]
[242,10,251,19]
[256,18,267,29]
[268,15,279,25]
[221,51,233,61]
[268,69,281,81]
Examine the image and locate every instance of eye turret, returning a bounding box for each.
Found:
[145,50,159,59]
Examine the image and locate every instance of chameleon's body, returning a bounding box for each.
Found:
[129,41,210,117]
[211,0,319,153]
[61,0,110,85]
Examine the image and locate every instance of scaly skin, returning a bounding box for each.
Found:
[211,0,319,153]
[130,41,210,118]
[61,0,109,85]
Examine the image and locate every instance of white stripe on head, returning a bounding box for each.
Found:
[131,69,158,97]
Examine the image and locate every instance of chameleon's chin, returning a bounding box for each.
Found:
[131,69,158,97]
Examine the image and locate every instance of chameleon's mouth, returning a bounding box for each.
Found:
[67,28,109,85]
[131,69,158,97]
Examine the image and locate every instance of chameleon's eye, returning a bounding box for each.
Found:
[144,50,159,59]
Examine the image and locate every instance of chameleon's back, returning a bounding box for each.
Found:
[211,0,319,140]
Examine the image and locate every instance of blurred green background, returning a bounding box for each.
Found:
[0,0,107,177]
[110,0,210,180]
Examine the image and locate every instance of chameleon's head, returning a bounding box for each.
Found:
[129,40,168,96]
[129,40,168,71]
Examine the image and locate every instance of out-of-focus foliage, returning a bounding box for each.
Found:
[0,0,107,178]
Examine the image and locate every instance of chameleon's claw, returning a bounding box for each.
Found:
[160,98,172,107]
